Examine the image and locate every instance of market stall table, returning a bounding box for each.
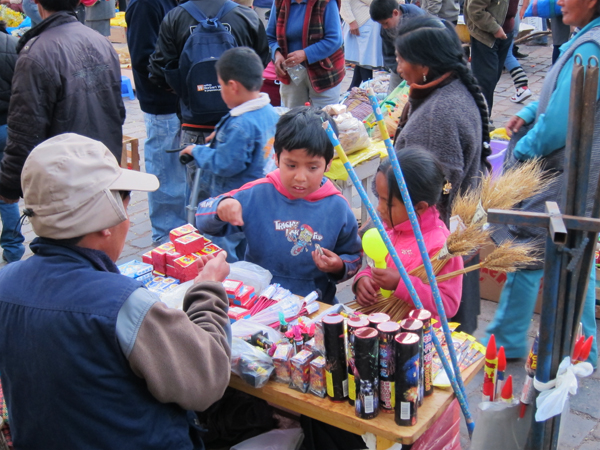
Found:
[229,302,484,449]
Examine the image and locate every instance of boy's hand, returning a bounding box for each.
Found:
[194,252,230,283]
[205,131,216,143]
[370,267,400,291]
[216,198,244,226]
[355,276,379,306]
[312,247,344,275]
[180,145,194,157]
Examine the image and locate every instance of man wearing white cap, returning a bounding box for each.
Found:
[0,133,232,449]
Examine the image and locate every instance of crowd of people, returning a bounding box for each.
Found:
[0,0,599,447]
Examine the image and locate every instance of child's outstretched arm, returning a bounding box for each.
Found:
[195,196,245,238]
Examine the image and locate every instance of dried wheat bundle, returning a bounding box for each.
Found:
[434,239,541,283]
[346,293,414,322]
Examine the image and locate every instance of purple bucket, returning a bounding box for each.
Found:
[488,140,508,178]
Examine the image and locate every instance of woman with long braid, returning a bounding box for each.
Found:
[392,16,491,333]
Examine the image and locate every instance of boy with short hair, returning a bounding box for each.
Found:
[195,107,362,304]
[369,0,427,93]
[181,47,279,199]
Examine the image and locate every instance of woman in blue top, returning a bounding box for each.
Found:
[485,0,600,366]
[266,0,345,108]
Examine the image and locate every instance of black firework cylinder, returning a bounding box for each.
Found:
[322,314,347,401]
[400,318,424,406]
[394,332,420,427]
[347,316,369,405]
[377,321,400,413]
[367,312,390,329]
[354,327,380,419]
[408,309,433,396]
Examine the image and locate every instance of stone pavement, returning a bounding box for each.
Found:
[1,40,598,450]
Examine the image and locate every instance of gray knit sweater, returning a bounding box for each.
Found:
[394,78,485,223]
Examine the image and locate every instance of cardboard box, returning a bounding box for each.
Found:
[109,26,127,44]
[479,243,543,314]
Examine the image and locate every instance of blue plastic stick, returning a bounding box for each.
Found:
[365,88,474,436]
[322,120,475,437]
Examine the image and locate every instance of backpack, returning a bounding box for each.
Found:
[164,0,239,126]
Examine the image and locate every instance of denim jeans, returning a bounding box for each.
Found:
[0,125,25,262]
[143,113,188,243]
[470,35,512,115]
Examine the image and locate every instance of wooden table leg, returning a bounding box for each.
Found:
[376,435,398,449]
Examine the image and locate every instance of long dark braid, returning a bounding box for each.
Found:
[394,17,491,170]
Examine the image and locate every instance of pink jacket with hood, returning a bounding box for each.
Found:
[353,206,463,319]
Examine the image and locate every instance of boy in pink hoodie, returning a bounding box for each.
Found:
[353,148,463,318]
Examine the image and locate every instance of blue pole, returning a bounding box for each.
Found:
[322,120,475,437]
[366,88,472,432]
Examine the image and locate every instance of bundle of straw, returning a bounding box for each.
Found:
[434,239,541,283]
[346,292,414,322]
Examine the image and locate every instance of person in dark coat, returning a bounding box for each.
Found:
[0,0,125,203]
[0,22,25,262]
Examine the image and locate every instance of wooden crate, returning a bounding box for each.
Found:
[121,135,140,171]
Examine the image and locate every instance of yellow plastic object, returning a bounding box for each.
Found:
[326,140,388,181]
[110,11,127,27]
[490,127,510,141]
[362,228,392,297]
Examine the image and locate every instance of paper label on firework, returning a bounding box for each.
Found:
[309,356,326,397]
[348,374,356,400]
[199,243,223,256]
[169,223,198,243]
[472,199,488,225]
[326,370,333,397]
[165,250,182,267]
[342,378,348,398]
[142,251,153,265]
[223,279,243,298]
[152,242,175,268]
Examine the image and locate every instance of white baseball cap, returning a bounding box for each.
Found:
[21,133,159,239]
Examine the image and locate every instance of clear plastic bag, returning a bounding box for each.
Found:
[159,280,194,309]
[231,338,274,388]
[228,261,273,294]
[285,63,305,85]
[232,319,284,344]
[231,428,304,450]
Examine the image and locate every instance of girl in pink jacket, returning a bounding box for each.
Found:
[353,148,463,319]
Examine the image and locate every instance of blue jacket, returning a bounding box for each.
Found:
[195,170,362,303]
[514,17,600,160]
[126,0,179,115]
[0,240,194,449]
[192,93,279,198]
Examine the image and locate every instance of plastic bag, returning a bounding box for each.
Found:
[412,399,460,450]
[524,0,561,18]
[334,112,371,154]
[231,427,304,450]
[159,280,194,309]
[471,400,532,450]
[231,338,274,388]
[232,319,284,344]
[228,261,273,295]
[533,356,593,422]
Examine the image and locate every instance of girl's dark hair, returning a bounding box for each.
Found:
[394,17,491,168]
[376,148,447,225]
[274,106,338,164]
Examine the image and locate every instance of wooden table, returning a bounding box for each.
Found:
[229,302,484,449]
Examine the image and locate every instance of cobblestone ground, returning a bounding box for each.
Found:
[2,41,599,450]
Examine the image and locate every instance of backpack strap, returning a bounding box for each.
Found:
[181,0,239,23]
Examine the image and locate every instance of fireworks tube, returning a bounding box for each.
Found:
[368,312,390,329]
[408,309,433,396]
[354,327,380,419]
[483,334,498,402]
[347,316,370,405]
[519,331,539,418]
[395,332,420,426]
[401,318,424,406]
[322,314,348,401]
[377,321,401,413]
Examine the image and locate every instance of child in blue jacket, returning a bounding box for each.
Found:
[181,47,280,200]
[195,107,362,304]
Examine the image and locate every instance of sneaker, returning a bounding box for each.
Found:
[510,86,532,103]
